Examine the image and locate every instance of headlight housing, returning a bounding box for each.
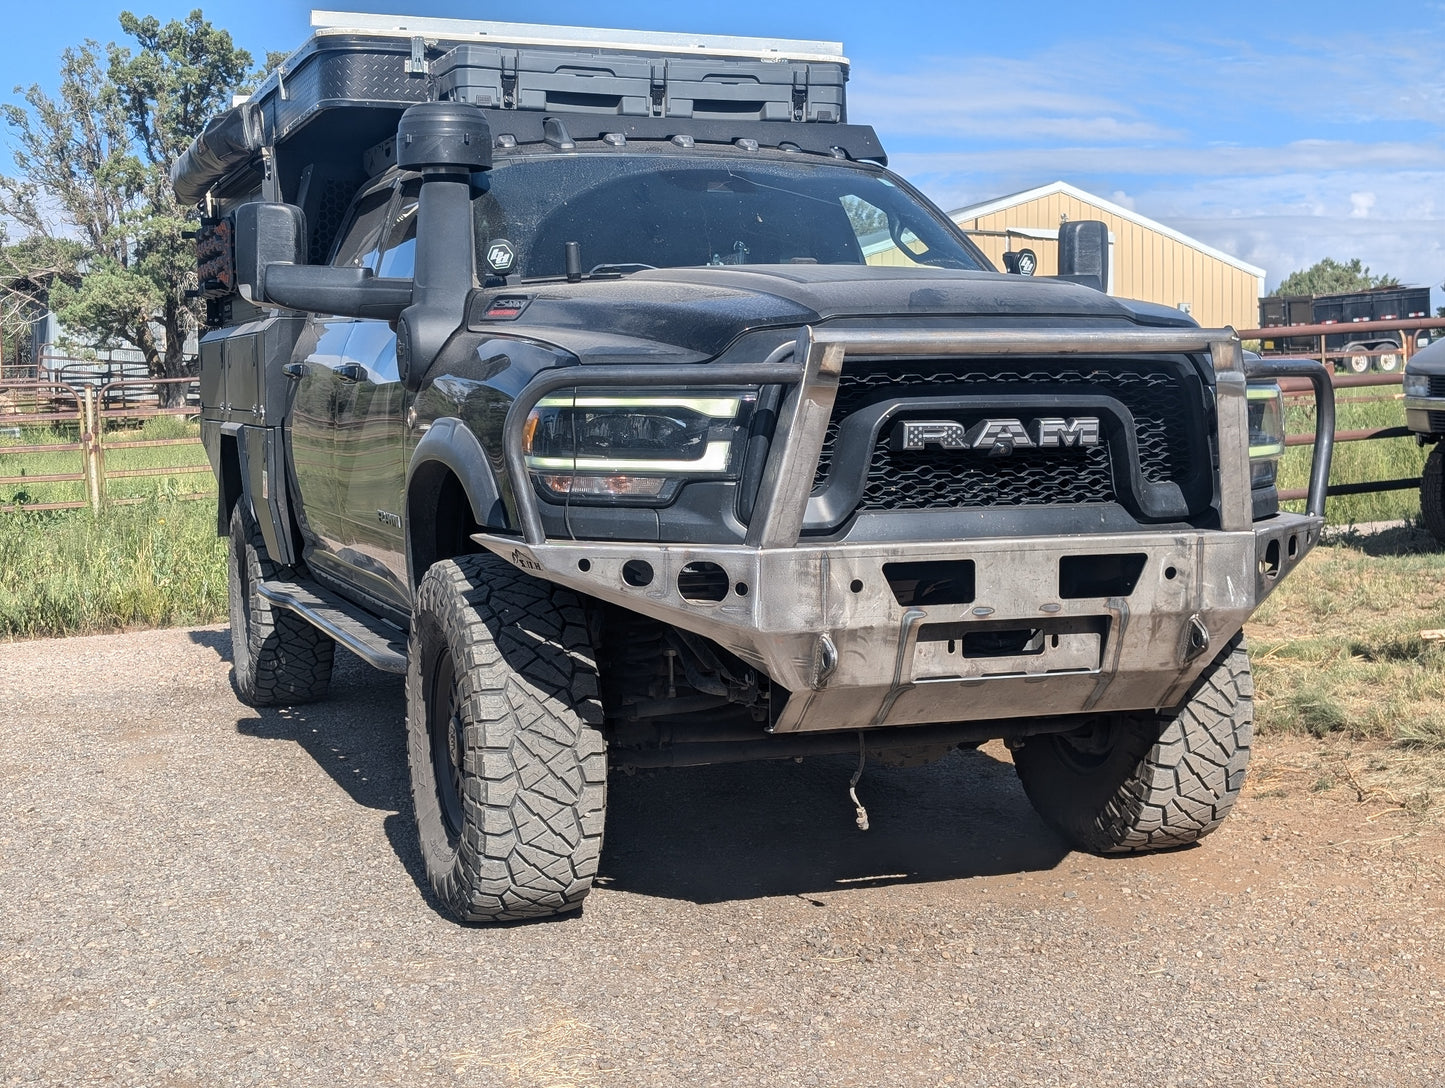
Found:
[1403,372,1431,398]
[523,388,758,504]
[1247,382,1286,492]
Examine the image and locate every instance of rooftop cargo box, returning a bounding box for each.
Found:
[174,10,853,207]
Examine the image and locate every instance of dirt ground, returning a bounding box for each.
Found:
[1,626,1442,1087]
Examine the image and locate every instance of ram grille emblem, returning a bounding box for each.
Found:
[895,417,1101,457]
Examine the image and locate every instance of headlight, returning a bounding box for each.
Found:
[524,389,757,504]
[1403,373,1431,398]
[1247,382,1285,489]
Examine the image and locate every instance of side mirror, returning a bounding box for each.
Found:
[1058,220,1109,293]
[264,265,412,320]
[232,200,413,319]
[233,202,306,304]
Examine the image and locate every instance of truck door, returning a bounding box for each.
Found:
[323,178,419,613]
[287,180,395,583]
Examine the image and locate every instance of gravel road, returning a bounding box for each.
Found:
[2,626,1443,1087]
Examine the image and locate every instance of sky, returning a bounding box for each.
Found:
[5,0,1445,304]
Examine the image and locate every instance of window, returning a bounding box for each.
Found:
[330,186,394,270]
[377,180,421,278]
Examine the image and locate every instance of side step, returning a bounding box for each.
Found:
[258,578,408,674]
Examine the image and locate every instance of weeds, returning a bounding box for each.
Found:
[1247,524,1445,757]
[1277,389,1424,525]
[0,498,225,639]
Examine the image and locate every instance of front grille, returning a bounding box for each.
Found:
[812,357,1205,519]
[1427,410,1445,433]
[1428,376,1445,398]
[866,444,1114,509]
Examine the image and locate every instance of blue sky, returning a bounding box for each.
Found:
[6,1,1445,301]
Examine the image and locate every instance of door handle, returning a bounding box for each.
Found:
[335,363,366,383]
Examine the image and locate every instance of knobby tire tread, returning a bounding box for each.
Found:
[1014,635,1252,854]
[406,554,606,923]
[227,506,334,707]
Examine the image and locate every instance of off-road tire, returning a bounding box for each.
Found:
[1421,444,1445,544]
[227,505,335,706]
[406,554,607,923]
[1013,635,1252,854]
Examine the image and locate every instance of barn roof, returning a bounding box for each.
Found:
[949,180,1266,280]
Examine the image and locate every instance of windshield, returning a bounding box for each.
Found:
[470,149,986,279]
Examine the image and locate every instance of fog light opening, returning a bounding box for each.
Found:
[1261,539,1281,580]
[622,559,654,588]
[677,561,729,603]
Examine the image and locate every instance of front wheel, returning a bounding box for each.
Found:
[1421,444,1445,543]
[1013,636,1252,853]
[406,554,608,923]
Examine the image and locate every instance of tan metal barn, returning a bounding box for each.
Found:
[929,181,1264,331]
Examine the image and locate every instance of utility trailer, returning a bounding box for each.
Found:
[1257,286,1433,372]
[177,11,1333,923]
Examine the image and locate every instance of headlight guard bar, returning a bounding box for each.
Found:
[500,326,1336,546]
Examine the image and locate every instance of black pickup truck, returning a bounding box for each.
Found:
[176,12,1333,922]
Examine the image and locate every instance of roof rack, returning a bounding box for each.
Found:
[308,10,846,63]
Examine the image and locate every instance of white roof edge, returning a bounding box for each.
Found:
[949,180,1266,279]
[310,10,846,63]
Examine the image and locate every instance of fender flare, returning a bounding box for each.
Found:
[405,417,508,581]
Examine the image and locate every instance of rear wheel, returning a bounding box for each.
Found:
[1421,444,1445,543]
[227,504,334,706]
[1344,344,1372,374]
[1013,636,1252,853]
[406,554,607,923]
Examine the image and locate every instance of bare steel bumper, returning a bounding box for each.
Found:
[470,326,1334,734]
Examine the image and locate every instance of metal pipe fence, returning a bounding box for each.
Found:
[1273,368,1415,504]
[0,375,208,514]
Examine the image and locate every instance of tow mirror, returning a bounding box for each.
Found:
[233,202,306,304]
[1058,220,1109,293]
[233,200,412,319]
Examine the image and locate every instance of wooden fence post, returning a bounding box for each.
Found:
[82,386,103,514]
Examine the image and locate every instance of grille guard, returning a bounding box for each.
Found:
[472,326,1336,733]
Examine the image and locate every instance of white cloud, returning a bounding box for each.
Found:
[1349,192,1376,218]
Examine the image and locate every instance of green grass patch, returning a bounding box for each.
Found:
[0,498,226,639]
[1277,388,1423,526]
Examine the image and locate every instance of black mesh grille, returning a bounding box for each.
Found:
[865,444,1114,510]
[1427,376,1445,397]
[814,358,1202,515]
[1428,411,1445,433]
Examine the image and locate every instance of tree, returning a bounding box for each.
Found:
[0,11,251,405]
[1272,257,1398,297]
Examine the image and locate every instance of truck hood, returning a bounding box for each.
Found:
[473,265,1199,362]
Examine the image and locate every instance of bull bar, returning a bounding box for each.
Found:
[472,327,1335,734]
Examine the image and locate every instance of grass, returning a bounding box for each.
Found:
[0,497,226,639]
[0,416,212,507]
[1277,386,1424,526]
[1246,525,1445,813]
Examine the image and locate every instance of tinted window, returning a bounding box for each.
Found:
[377,180,420,278]
[470,150,984,279]
[330,186,393,271]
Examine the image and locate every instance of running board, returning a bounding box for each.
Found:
[257,578,408,673]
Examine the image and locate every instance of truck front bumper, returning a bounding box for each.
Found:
[471,326,1333,734]
[473,515,1319,732]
